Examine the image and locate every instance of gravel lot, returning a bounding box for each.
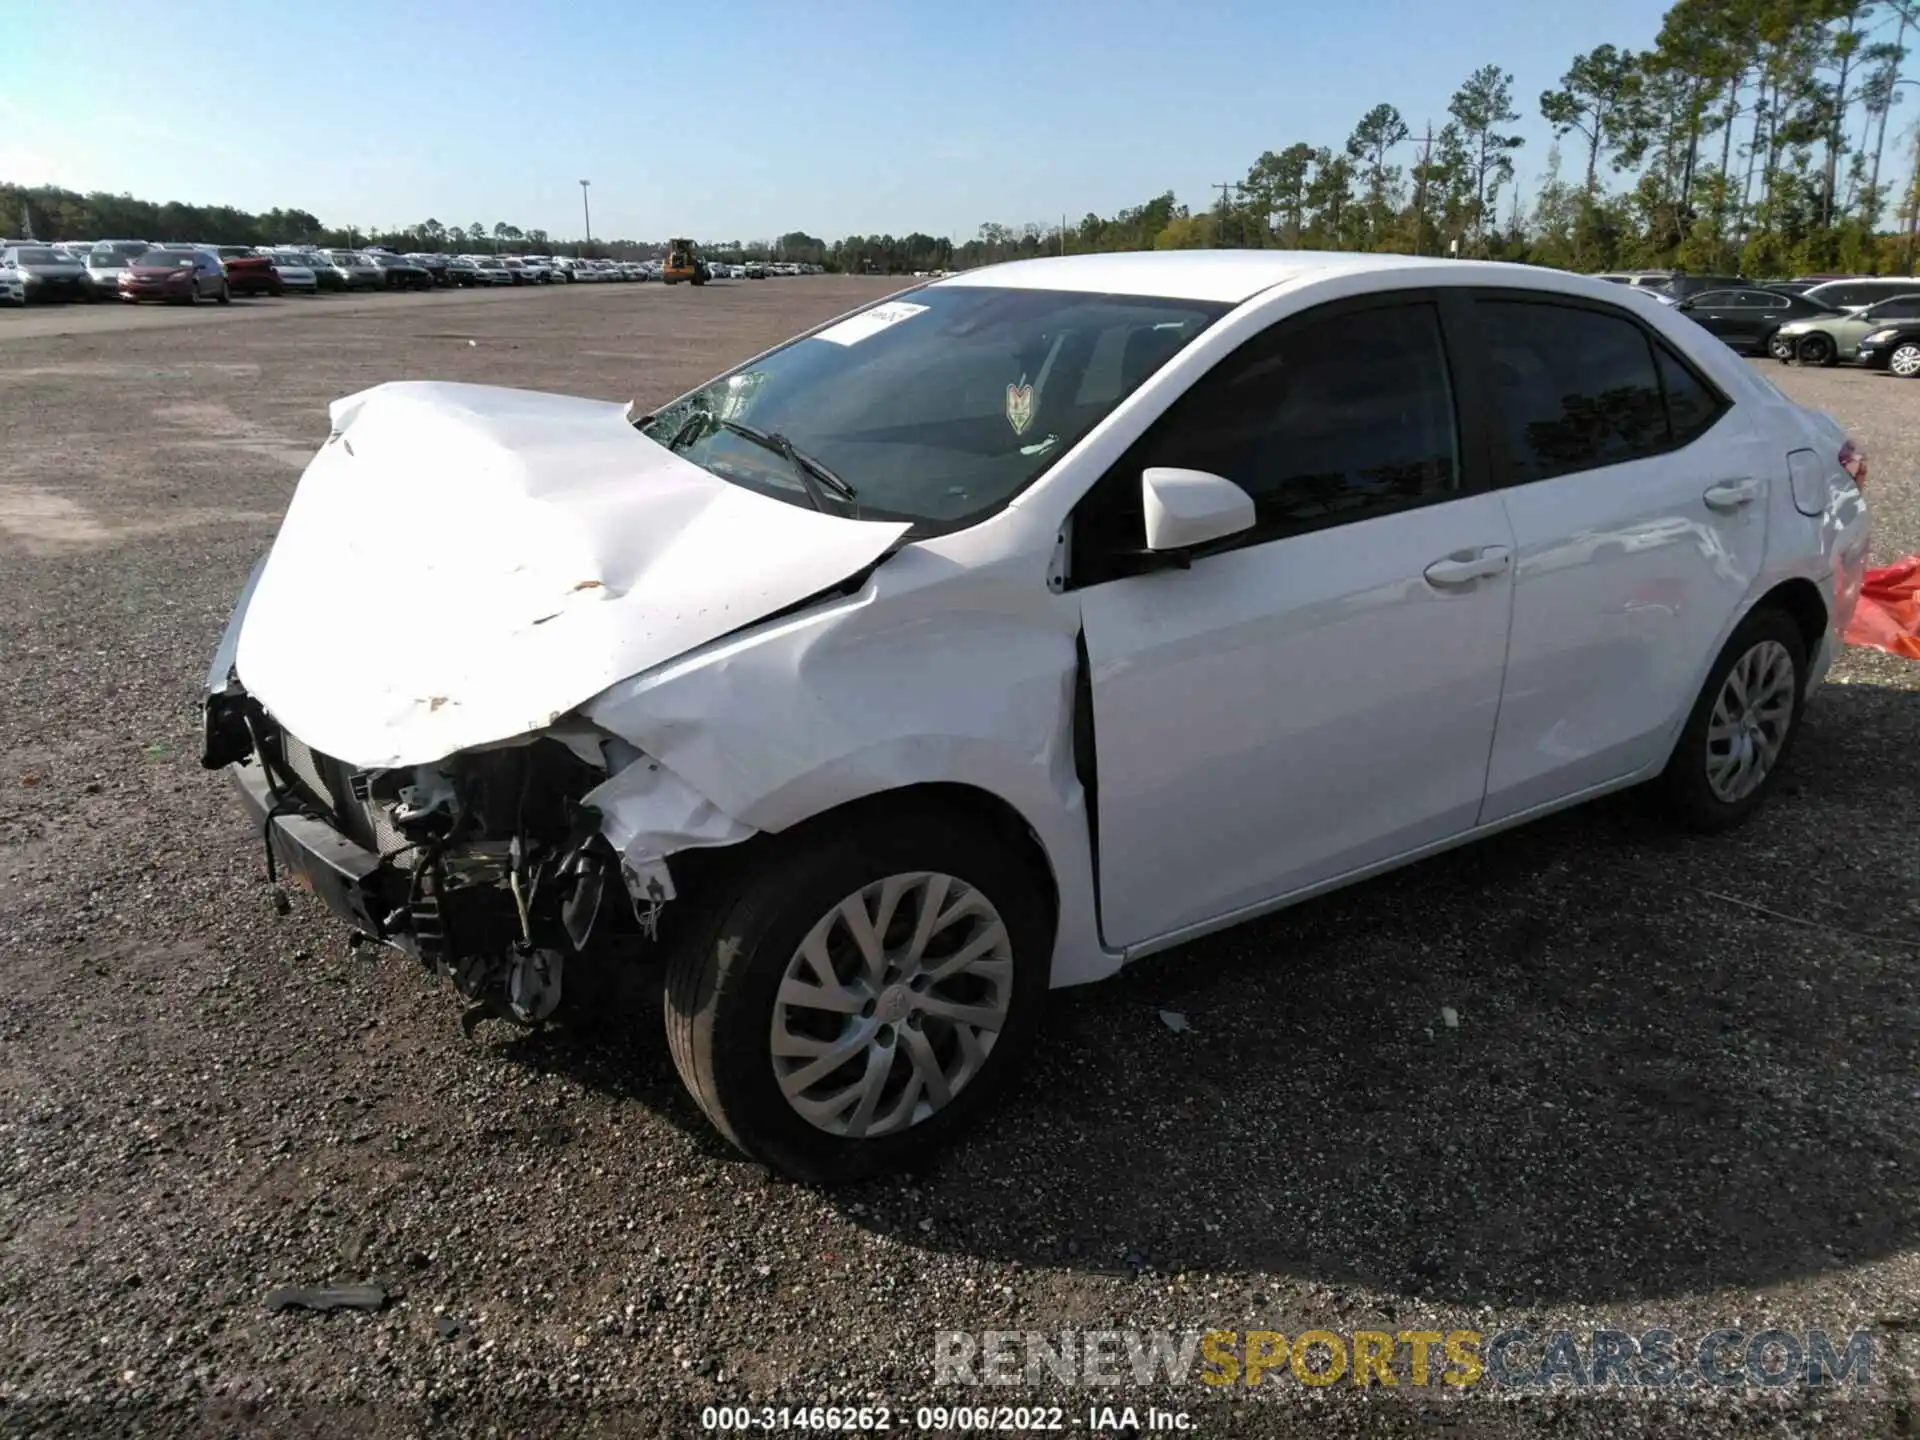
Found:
[1,281,1916,1439]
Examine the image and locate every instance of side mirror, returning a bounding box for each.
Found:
[1142,467,1256,553]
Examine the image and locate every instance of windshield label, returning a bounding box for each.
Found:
[1006,377,1037,436]
[813,300,929,347]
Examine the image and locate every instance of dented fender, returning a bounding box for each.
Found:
[580,510,1119,988]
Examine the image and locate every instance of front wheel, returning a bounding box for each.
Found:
[1654,606,1808,833]
[1797,333,1837,366]
[216,282,231,305]
[1888,342,1920,378]
[663,809,1050,1183]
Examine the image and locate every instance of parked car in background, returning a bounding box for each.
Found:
[404,253,452,286]
[745,261,767,279]
[320,251,385,290]
[444,256,482,287]
[269,255,319,294]
[272,248,344,291]
[118,248,229,304]
[518,257,557,283]
[0,256,24,305]
[1772,291,1920,365]
[1801,276,1920,312]
[1675,287,1842,358]
[1851,312,1920,375]
[3,244,93,302]
[85,246,144,297]
[212,247,286,298]
[368,253,432,290]
[467,257,513,286]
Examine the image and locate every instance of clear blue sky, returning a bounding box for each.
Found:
[4,0,1678,243]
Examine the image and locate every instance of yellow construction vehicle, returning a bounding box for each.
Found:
[663,238,707,285]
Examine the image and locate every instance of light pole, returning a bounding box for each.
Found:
[579,180,592,258]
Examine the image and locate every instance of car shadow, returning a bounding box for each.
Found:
[494,678,1920,1309]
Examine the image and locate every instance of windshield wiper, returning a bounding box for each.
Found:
[715,419,859,516]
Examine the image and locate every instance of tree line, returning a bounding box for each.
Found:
[9,0,1920,277]
[977,0,1920,277]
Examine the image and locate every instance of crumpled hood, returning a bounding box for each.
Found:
[233,380,909,769]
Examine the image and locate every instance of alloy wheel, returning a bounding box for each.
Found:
[771,871,1013,1139]
[1704,639,1796,803]
[1891,344,1920,378]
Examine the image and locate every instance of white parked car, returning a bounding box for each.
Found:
[0,256,24,305]
[269,256,319,294]
[202,251,1871,1181]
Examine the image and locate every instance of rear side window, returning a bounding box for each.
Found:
[1656,347,1721,447]
[1478,301,1668,482]
[1477,299,1725,483]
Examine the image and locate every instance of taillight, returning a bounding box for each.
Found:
[1840,439,1868,489]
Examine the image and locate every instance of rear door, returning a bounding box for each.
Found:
[1464,292,1771,822]
[1680,290,1753,346]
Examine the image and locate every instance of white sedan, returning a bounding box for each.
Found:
[269,257,319,294]
[0,257,23,305]
[203,251,1871,1181]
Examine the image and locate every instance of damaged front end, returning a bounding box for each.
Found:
[205,670,751,1029]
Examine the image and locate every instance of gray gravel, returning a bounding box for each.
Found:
[1,284,1916,1438]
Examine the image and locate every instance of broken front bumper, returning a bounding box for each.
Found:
[227,752,401,945]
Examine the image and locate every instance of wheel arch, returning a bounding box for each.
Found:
[668,780,1063,968]
[1754,575,1829,662]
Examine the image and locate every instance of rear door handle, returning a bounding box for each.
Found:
[1424,546,1513,588]
[1704,478,1762,511]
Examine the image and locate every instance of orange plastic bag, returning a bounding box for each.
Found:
[1844,556,1920,660]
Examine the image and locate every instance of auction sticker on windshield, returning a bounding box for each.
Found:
[813,301,929,347]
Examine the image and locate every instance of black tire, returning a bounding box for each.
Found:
[1765,329,1795,362]
[216,282,231,305]
[663,808,1051,1183]
[1888,341,1920,378]
[1654,605,1808,833]
[1797,332,1837,366]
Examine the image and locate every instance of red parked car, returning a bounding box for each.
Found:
[117,249,230,304]
[211,245,284,297]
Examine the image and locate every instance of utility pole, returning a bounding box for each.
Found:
[1061,212,1066,257]
[1410,122,1436,255]
[1213,182,1237,247]
[579,180,592,258]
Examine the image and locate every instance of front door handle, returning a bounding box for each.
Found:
[1423,546,1513,588]
[1704,478,1762,511]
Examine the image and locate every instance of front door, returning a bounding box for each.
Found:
[1072,294,1516,950]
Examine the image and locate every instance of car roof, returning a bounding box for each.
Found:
[929,250,1599,305]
